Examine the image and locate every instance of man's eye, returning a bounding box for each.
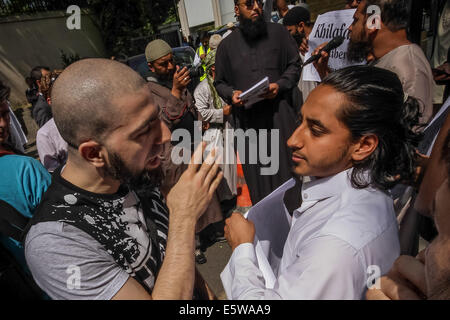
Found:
[310,127,324,137]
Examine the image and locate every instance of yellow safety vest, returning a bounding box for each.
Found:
[197,45,211,82]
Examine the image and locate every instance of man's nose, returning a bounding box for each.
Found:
[168,60,175,71]
[287,124,305,150]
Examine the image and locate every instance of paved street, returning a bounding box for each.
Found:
[197,240,232,300]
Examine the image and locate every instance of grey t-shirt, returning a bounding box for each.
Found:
[373,44,434,125]
[25,221,130,300]
[24,169,169,300]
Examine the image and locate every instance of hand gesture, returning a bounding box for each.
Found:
[166,142,223,224]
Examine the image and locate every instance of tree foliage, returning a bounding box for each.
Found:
[0,0,178,57]
[87,0,179,57]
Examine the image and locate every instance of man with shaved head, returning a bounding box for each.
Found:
[23,59,223,300]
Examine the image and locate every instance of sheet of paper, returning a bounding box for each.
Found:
[303,9,359,82]
[425,97,450,156]
[221,178,296,298]
[425,97,450,131]
[193,53,201,67]
[239,76,269,108]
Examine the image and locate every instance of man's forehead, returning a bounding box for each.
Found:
[306,86,345,112]
[154,53,173,64]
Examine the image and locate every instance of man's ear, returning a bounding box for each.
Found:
[47,97,52,105]
[367,25,379,37]
[234,5,240,18]
[148,62,155,73]
[298,22,305,33]
[351,134,379,162]
[366,14,381,36]
[78,140,107,168]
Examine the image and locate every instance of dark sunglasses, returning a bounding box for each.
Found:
[239,0,263,9]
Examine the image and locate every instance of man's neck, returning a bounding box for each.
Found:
[372,28,411,60]
[61,158,121,195]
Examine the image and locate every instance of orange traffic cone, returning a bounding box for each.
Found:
[236,153,252,210]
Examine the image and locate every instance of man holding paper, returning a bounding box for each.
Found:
[215,0,301,204]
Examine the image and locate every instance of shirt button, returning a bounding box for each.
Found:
[303,193,308,199]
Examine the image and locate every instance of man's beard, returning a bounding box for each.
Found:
[292,31,306,48]
[104,149,162,191]
[289,142,352,179]
[238,14,267,42]
[347,35,372,63]
[155,71,175,87]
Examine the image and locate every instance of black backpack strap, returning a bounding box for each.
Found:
[0,200,29,242]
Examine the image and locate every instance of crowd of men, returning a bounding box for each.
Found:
[0,0,449,300]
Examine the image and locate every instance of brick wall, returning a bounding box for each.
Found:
[306,0,347,20]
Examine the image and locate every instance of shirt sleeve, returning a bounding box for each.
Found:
[227,235,366,300]
[34,103,53,128]
[36,128,59,172]
[194,84,223,123]
[149,82,194,130]
[21,158,51,218]
[395,63,433,124]
[25,222,129,300]
[276,28,302,93]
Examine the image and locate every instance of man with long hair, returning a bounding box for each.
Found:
[223,66,422,299]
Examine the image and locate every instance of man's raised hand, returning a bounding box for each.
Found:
[312,42,331,80]
[166,142,223,223]
[171,66,191,99]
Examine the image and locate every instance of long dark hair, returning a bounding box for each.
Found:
[322,65,423,191]
[25,66,50,104]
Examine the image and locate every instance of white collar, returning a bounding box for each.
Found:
[300,168,355,203]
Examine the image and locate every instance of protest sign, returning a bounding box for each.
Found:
[302,9,358,82]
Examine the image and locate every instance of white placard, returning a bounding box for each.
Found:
[221,179,295,298]
[303,9,358,82]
